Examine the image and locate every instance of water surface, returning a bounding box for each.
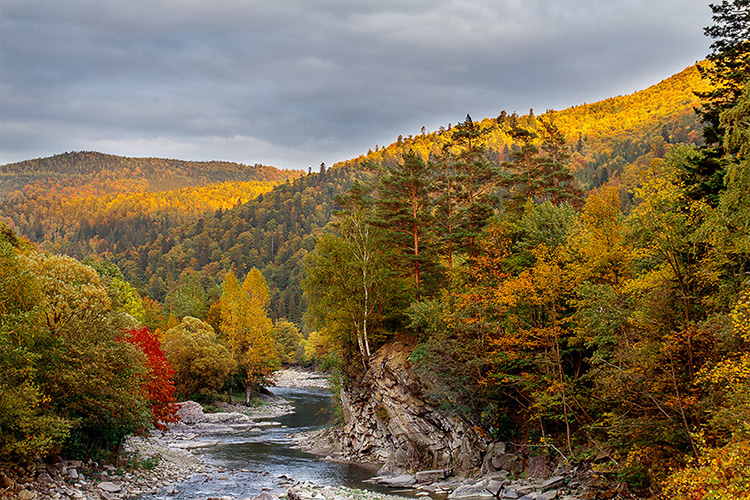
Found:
[141,387,389,500]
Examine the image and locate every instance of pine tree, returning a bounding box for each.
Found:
[690,0,750,203]
[442,115,499,258]
[372,150,435,298]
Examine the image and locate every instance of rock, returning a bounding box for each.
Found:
[491,453,524,474]
[482,442,509,474]
[97,481,122,493]
[287,487,303,500]
[538,491,559,500]
[253,492,276,500]
[502,489,519,499]
[541,476,566,490]
[377,474,417,487]
[36,472,52,485]
[176,400,206,424]
[17,490,35,500]
[220,497,233,500]
[416,469,447,483]
[486,480,504,496]
[0,473,15,489]
[67,468,79,480]
[448,483,494,500]
[338,342,485,474]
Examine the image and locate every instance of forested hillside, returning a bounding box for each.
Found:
[127,165,365,324]
[338,64,705,190]
[301,7,750,495]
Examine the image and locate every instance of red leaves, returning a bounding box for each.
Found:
[124,327,179,430]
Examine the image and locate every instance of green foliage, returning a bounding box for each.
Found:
[24,251,151,458]
[0,230,71,462]
[163,316,236,400]
[165,273,209,320]
[0,230,159,462]
[303,222,404,366]
[273,320,305,365]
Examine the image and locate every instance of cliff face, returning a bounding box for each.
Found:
[339,342,485,474]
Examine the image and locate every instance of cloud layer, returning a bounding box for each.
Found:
[1,0,711,169]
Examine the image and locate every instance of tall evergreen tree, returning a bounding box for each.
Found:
[690,0,750,203]
[443,115,499,257]
[372,150,436,298]
[501,121,583,211]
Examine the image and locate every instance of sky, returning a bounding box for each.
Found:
[1,0,712,171]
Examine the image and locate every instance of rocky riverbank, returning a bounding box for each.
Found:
[270,369,330,389]
[0,369,314,500]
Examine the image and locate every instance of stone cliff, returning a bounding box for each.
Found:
[338,342,486,475]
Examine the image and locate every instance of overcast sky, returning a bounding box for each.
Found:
[1,0,712,170]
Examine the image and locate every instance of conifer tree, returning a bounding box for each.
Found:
[372,150,436,298]
[689,0,750,202]
[440,115,499,258]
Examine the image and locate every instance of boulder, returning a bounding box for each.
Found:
[448,483,494,500]
[36,472,52,485]
[253,493,276,500]
[538,491,559,500]
[485,480,504,496]
[17,490,35,500]
[501,489,519,499]
[0,473,14,490]
[98,481,122,493]
[176,401,205,424]
[415,469,447,483]
[491,453,524,475]
[377,474,417,487]
[541,476,566,491]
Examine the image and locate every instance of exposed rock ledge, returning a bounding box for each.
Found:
[337,342,485,475]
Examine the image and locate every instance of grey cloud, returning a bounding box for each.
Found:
[0,0,711,167]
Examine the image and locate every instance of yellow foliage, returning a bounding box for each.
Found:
[220,268,279,393]
[663,291,750,498]
[662,438,750,500]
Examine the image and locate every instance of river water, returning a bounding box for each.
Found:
[140,386,390,500]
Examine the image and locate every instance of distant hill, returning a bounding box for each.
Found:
[0,151,300,199]
[0,151,303,259]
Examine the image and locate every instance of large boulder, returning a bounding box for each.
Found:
[175,401,206,424]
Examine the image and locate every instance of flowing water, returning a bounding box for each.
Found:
[140,387,392,500]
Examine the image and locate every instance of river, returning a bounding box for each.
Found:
[139,386,395,500]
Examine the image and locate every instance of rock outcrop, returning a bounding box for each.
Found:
[339,342,485,475]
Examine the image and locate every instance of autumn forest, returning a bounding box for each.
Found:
[2,1,750,497]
